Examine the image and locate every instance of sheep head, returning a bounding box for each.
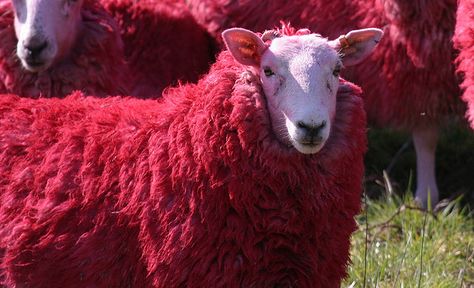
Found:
[223,26,383,154]
[11,0,84,72]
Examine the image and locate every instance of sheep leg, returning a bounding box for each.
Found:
[412,125,439,209]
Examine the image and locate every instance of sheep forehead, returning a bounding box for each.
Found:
[18,0,51,12]
[265,34,339,71]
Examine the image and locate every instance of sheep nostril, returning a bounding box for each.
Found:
[297,121,327,140]
[297,121,306,129]
[24,40,48,58]
[316,121,326,131]
[297,121,326,133]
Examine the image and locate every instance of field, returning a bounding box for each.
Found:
[343,125,474,287]
[344,195,474,287]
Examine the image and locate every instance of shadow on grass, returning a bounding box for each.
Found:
[364,122,474,210]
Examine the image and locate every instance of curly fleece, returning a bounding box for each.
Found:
[99,0,216,98]
[454,0,474,128]
[0,48,366,288]
[0,0,129,98]
[187,0,465,130]
[349,0,464,129]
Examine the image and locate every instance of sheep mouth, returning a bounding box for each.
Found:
[291,138,325,155]
[300,141,321,147]
[296,135,324,147]
[299,136,323,145]
[23,59,49,72]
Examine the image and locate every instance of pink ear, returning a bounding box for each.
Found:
[222,28,267,67]
[329,28,384,66]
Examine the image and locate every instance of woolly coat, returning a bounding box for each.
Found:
[454,0,474,129]
[187,0,465,130]
[187,0,357,44]
[0,50,367,287]
[348,0,463,129]
[0,0,129,98]
[99,0,216,98]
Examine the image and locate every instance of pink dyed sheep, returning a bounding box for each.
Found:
[187,0,465,208]
[187,0,359,45]
[0,0,129,98]
[454,0,474,129]
[99,0,216,98]
[0,25,382,287]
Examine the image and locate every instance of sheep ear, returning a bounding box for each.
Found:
[329,28,384,66]
[222,28,266,67]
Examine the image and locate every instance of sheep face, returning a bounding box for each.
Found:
[223,27,383,154]
[11,0,84,72]
[261,35,341,154]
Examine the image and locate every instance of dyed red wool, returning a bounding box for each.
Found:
[454,0,474,128]
[0,0,129,98]
[0,45,366,287]
[99,0,216,98]
[187,0,357,45]
[187,0,465,129]
[350,0,464,129]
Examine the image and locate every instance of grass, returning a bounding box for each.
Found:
[343,194,474,287]
[342,125,474,287]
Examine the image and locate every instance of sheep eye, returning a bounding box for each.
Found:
[263,68,275,77]
[332,66,341,77]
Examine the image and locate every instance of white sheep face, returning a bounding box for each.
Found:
[11,0,84,72]
[223,27,383,154]
[260,35,340,154]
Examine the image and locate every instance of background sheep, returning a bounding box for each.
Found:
[454,0,474,129]
[0,0,129,98]
[0,25,382,287]
[187,0,466,208]
[99,0,217,98]
[187,0,357,45]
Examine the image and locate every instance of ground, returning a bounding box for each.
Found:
[344,124,474,287]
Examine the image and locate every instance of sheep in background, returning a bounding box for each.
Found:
[99,0,217,98]
[186,0,465,208]
[0,24,382,287]
[0,0,129,98]
[186,0,358,46]
[454,0,474,129]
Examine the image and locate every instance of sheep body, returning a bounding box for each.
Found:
[0,0,129,98]
[99,0,216,98]
[0,47,367,287]
[454,0,474,128]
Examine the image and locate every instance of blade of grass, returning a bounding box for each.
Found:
[363,187,368,288]
[417,207,428,288]
[394,231,412,287]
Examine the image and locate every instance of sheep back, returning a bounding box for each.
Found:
[187,0,358,46]
[0,52,366,287]
[100,0,217,98]
[0,0,129,98]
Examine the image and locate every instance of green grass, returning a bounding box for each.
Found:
[342,125,474,287]
[343,194,474,287]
